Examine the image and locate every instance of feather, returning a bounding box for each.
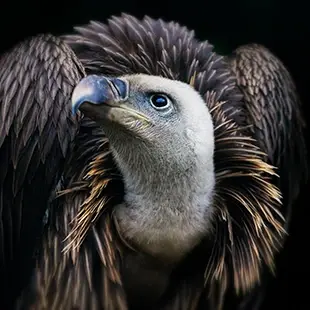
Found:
[227,44,308,228]
[0,34,85,308]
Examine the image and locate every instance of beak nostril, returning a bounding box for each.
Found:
[109,78,129,101]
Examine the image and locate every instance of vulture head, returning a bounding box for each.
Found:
[72,73,215,262]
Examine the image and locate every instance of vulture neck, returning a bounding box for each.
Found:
[113,144,215,264]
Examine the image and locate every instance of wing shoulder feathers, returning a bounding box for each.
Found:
[0,34,85,306]
[228,43,307,223]
[0,34,85,153]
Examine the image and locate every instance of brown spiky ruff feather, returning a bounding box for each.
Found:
[18,14,288,310]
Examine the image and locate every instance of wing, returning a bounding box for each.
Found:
[0,34,85,307]
[227,44,307,227]
[227,44,308,309]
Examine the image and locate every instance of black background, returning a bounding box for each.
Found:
[1,0,309,309]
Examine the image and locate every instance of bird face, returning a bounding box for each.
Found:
[72,74,215,170]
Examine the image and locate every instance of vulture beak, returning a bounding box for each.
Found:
[71,75,150,127]
[71,75,129,115]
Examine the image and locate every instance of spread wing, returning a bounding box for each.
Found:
[228,44,307,227]
[0,34,85,307]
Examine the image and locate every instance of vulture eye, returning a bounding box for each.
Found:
[149,94,171,110]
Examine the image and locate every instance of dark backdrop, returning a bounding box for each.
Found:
[1,0,309,309]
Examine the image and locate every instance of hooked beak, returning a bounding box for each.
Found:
[71,75,129,115]
[71,74,151,129]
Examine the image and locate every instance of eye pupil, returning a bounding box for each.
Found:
[155,97,165,105]
[150,94,169,109]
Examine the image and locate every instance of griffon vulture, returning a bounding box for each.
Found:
[0,13,307,310]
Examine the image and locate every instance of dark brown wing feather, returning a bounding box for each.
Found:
[228,44,307,227]
[0,34,85,307]
[227,44,308,309]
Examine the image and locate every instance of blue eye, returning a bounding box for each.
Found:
[150,94,171,110]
